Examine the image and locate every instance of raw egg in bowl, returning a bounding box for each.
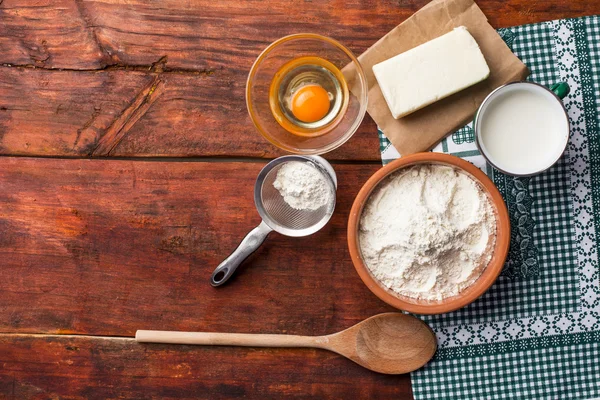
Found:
[247,33,368,155]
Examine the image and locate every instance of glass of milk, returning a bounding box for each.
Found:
[474,82,570,176]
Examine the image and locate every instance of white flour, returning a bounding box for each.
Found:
[359,164,496,301]
[273,161,331,210]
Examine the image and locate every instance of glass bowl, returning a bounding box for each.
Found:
[246,33,368,155]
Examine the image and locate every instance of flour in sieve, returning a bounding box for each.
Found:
[273,161,331,210]
[358,164,497,301]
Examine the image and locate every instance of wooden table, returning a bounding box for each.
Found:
[0,1,598,398]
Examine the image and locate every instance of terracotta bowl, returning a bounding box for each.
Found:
[347,153,510,314]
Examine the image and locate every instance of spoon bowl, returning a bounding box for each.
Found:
[136,313,437,374]
[325,313,437,374]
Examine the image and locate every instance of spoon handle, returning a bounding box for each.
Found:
[136,330,326,349]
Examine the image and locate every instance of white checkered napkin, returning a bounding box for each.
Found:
[378,16,600,400]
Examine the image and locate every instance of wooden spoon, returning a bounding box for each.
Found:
[136,313,437,374]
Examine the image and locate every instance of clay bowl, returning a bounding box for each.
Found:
[347,153,510,314]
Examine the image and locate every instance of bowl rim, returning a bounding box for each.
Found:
[246,33,368,155]
[347,153,511,315]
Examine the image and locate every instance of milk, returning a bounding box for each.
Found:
[477,84,569,175]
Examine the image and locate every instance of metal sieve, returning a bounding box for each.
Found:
[210,155,337,286]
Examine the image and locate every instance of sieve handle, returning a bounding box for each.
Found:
[210,221,272,287]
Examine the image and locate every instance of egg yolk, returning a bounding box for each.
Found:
[290,85,330,123]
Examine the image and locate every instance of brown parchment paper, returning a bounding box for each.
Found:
[344,0,529,156]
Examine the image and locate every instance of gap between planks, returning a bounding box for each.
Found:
[0,332,134,341]
[0,154,383,165]
[0,62,216,76]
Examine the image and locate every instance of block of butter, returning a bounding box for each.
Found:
[372,26,490,119]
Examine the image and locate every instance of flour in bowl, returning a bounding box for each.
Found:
[358,164,496,301]
[273,161,331,210]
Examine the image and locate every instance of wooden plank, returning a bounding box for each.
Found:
[0,334,413,399]
[106,72,381,160]
[70,0,600,70]
[0,157,397,337]
[2,1,598,160]
[0,67,154,156]
[0,157,413,396]
[1,0,597,70]
[0,66,381,160]
[0,0,106,70]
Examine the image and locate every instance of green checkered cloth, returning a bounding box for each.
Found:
[378,16,600,399]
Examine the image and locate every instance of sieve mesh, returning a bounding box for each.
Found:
[260,162,335,231]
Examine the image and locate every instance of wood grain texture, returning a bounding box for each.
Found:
[1,0,598,160]
[135,313,437,375]
[0,0,105,70]
[0,157,395,337]
[0,334,413,399]
[2,0,597,70]
[108,72,380,160]
[0,157,415,398]
[1,1,598,397]
[0,65,380,160]
[63,0,599,72]
[0,67,154,156]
